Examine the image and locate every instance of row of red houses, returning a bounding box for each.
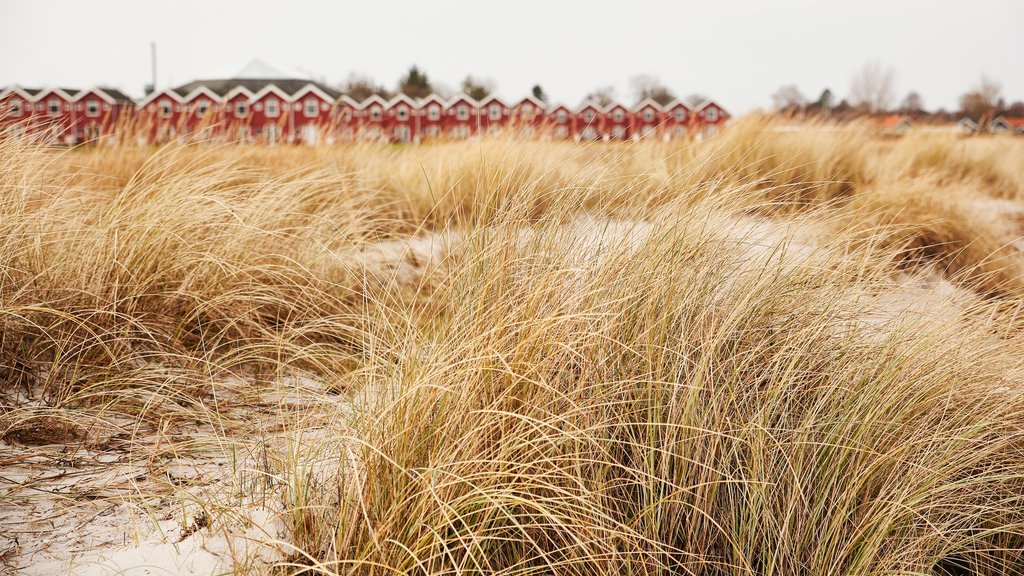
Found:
[0,77,730,145]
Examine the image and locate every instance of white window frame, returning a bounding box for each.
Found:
[457,105,469,120]
[397,106,408,120]
[159,100,172,118]
[613,109,624,122]
[10,99,22,116]
[674,108,685,121]
[235,101,248,118]
[427,106,440,121]
[197,101,209,117]
[583,110,595,122]
[47,98,60,115]
[304,98,318,118]
[265,99,279,118]
[370,106,382,120]
[556,110,567,122]
[643,109,655,122]
[706,108,718,121]
[85,99,100,117]
[489,104,501,120]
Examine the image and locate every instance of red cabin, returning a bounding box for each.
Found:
[547,104,573,140]
[663,100,692,139]
[478,96,511,135]
[386,94,418,143]
[444,95,479,139]
[604,102,631,140]
[694,100,729,138]
[418,94,445,141]
[575,101,604,141]
[634,98,665,139]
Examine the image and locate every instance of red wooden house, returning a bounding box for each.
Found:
[547,104,573,140]
[575,101,604,141]
[694,100,729,138]
[479,95,511,135]
[444,95,479,139]
[418,94,446,140]
[511,95,547,136]
[335,95,360,142]
[1,87,40,139]
[290,84,340,145]
[634,98,665,139]
[385,94,418,143]
[358,94,388,142]
[604,102,632,140]
[663,100,692,139]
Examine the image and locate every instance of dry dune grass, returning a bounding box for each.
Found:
[2,121,1024,575]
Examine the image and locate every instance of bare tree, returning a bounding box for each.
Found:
[959,75,1004,120]
[630,75,676,106]
[849,60,896,114]
[771,84,807,113]
[899,91,925,115]
[583,86,616,107]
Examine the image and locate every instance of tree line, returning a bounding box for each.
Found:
[339,66,702,108]
[771,60,1022,125]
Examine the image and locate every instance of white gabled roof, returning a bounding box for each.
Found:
[635,97,667,112]
[602,101,630,115]
[546,102,571,113]
[695,99,729,116]
[137,88,184,108]
[663,99,693,112]
[291,83,336,103]
[478,95,509,108]
[222,85,257,102]
[575,100,604,113]
[359,94,388,109]
[250,84,292,103]
[418,93,446,108]
[33,87,78,103]
[0,86,36,102]
[386,93,418,109]
[336,95,361,108]
[514,95,547,109]
[445,93,480,108]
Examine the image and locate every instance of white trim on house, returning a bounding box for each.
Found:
[290,83,335,104]
[634,98,667,113]
[514,95,547,110]
[358,94,389,111]
[250,84,293,104]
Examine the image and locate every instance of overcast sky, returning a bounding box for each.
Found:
[2,0,1021,113]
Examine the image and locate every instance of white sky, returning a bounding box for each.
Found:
[1,0,1022,113]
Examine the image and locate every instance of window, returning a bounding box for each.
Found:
[613,109,624,122]
[456,105,469,120]
[48,99,60,115]
[489,104,501,120]
[197,101,209,117]
[520,103,533,120]
[84,99,100,117]
[583,110,595,122]
[341,108,352,121]
[304,98,317,118]
[556,110,567,122]
[427,105,440,121]
[370,106,381,120]
[397,106,408,120]
[425,125,440,138]
[9,99,22,116]
[235,101,248,117]
[159,100,172,118]
[643,109,655,122]
[674,108,685,121]
[265,99,279,118]
[706,108,718,121]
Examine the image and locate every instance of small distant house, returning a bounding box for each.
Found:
[989,116,1024,134]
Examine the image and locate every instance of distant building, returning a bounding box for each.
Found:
[1,63,731,145]
[989,116,1024,134]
